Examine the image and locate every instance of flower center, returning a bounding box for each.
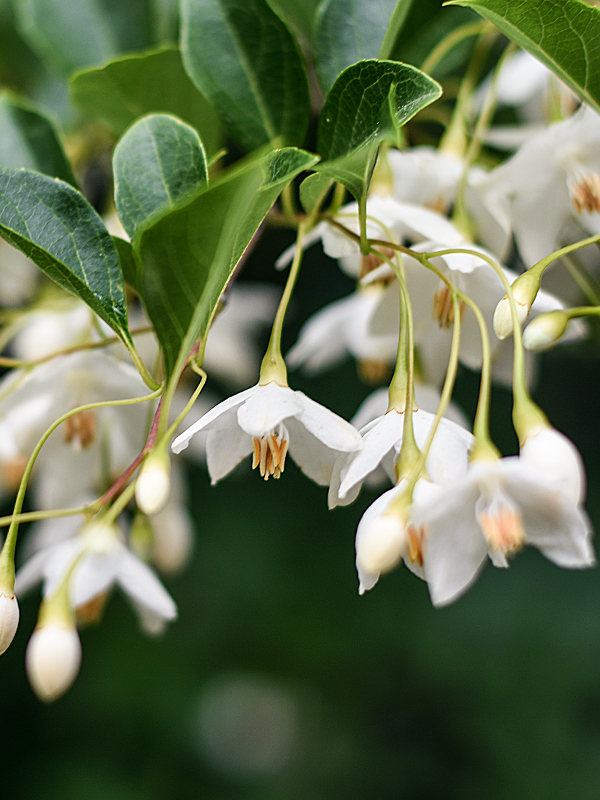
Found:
[569,172,600,214]
[432,286,466,329]
[406,524,424,567]
[358,359,393,385]
[478,498,525,555]
[359,248,395,280]
[64,409,96,449]
[252,424,289,480]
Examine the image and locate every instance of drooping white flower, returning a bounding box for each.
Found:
[171,381,362,486]
[479,105,600,266]
[330,406,473,508]
[15,521,177,629]
[286,285,398,378]
[411,456,595,607]
[0,351,151,503]
[355,478,441,594]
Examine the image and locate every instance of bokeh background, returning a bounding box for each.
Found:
[2,0,600,798]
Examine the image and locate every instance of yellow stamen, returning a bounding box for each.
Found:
[570,172,600,214]
[64,409,96,449]
[252,432,289,480]
[479,504,525,555]
[432,287,466,329]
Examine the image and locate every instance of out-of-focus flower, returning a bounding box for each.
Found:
[16,521,177,630]
[0,591,19,656]
[172,381,362,486]
[478,105,600,266]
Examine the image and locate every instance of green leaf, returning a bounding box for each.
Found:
[314,0,414,94]
[299,172,333,214]
[134,147,318,377]
[70,47,222,156]
[0,93,77,185]
[316,60,442,203]
[265,0,320,40]
[113,114,208,239]
[14,0,153,76]
[0,167,129,340]
[180,0,311,151]
[446,0,600,115]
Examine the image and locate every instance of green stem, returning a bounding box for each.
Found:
[421,21,487,75]
[259,219,308,385]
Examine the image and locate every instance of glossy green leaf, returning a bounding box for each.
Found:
[14,0,152,76]
[112,235,137,290]
[180,0,311,151]
[134,148,318,377]
[299,172,333,214]
[313,0,414,94]
[113,114,208,239]
[316,60,442,203]
[70,48,222,156]
[447,0,600,115]
[0,167,129,340]
[0,93,77,185]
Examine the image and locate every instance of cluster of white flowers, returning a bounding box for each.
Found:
[0,46,599,702]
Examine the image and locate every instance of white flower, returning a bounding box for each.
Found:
[355,478,440,594]
[411,457,595,607]
[171,381,362,486]
[330,406,473,508]
[9,298,94,361]
[286,285,398,376]
[480,105,600,266]
[519,425,585,504]
[15,521,177,628]
[0,351,151,504]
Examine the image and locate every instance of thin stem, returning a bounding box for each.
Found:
[421,21,487,75]
[260,219,308,385]
[0,387,162,577]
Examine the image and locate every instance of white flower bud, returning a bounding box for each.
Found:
[523,311,569,351]
[135,452,171,515]
[493,271,541,339]
[356,513,407,580]
[0,593,19,656]
[26,624,82,702]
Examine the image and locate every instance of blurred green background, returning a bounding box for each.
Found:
[2,0,600,798]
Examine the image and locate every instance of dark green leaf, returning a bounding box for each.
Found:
[14,0,153,76]
[0,167,129,340]
[447,0,600,115]
[316,60,441,203]
[0,93,77,185]
[134,148,318,377]
[314,0,414,94]
[180,0,311,151]
[113,114,208,239]
[70,47,222,156]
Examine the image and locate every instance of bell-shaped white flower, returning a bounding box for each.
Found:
[355,478,441,594]
[172,381,362,486]
[286,285,398,378]
[411,456,595,607]
[16,521,177,628]
[479,105,600,266]
[330,406,473,508]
